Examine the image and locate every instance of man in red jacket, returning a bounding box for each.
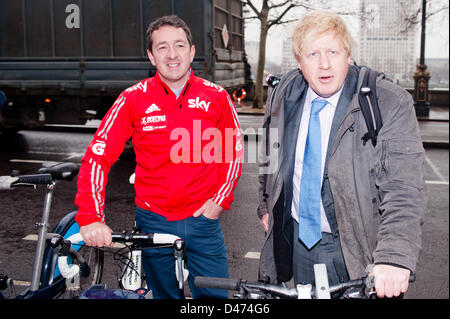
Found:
[74,15,242,298]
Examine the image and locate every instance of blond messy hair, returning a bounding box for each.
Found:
[291,10,355,62]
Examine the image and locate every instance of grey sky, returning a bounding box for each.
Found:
[244,0,449,63]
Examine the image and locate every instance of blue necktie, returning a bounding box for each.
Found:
[298,98,328,249]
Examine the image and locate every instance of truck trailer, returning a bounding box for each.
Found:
[0,0,250,131]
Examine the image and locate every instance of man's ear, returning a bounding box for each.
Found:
[297,59,303,71]
[347,55,352,65]
[190,45,196,63]
[147,49,156,66]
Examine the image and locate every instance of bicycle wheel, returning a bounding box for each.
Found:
[68,237,104,290]
[58,216,104,291]
[41,211,104,298]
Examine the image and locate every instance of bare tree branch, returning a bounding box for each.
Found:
[268,17,298,26]
[268,3,296,28]
[396,0,449,33]
[268,0,291,10]
[244,16,260,21]
[245,0,262,19]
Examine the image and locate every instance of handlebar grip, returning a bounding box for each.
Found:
[16,173,53,185]
[66,233,84,245]
[57,233,84,279]
[58,256,80,279]
[0,176,19,190]
[194,276,241,291]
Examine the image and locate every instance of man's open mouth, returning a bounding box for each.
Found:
[319,75,333,82]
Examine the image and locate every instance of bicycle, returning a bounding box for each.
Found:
[58,227,189,299]
[0,162,189,299]
[194,264,416,299]
[0,162,103,299]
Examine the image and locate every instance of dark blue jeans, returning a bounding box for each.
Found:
[135,207,229,299]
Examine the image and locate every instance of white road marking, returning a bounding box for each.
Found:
[425,154,446,182]
[10,152,83,165]
[244,251,261,259]
[10,159,52,164]
[22,234,38,241]
[12,280,31,286]
[28,151,71,156]
[65,152,85,159]
[425,180,449,185]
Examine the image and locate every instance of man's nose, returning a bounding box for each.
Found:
[167,46,177,59]
[319,53,330,69]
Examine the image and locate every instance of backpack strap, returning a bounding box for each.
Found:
[263,69,301,155]
[260,69,301,200]
[358,67,383,146]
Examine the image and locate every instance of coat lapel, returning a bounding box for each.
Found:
[325,65,359,163]
[281,75,307,226]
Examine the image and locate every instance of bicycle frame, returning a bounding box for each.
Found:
[2,163,186,300]
[1,162,101,299]
[15,182,59,299]
[15,210,86,299]
[75,231,188,299]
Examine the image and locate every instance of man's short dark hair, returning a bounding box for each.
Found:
[146,15,193,52]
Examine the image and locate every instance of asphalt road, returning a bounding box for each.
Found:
[0,125,265,299]
[0,116,448,299]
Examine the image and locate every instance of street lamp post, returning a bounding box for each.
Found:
[413,0,430,117]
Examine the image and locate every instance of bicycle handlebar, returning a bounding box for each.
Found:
[195,276,242,291]
[16,173,53,185]
[56,231,184,280]
[0,162,80,190]
[0,174,53,189]
[194,272,416,299]
[111,232,182,245]
[195,277,300,299]
[56,233,84,280]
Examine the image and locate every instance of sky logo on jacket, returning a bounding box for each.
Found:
[202,80,224,92]
[125,81,148,93]
[188,97,210,112]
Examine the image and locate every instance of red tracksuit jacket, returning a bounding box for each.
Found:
[75,70,243,226]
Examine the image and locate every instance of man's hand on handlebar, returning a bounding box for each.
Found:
[370,264,411,298]
[80,222,113,247]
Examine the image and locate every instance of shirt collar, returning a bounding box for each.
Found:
[306,85,344,109]
[156,67,194,97]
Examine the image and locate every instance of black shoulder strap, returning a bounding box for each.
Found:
[260,69,300,199]
[358,67,383,146]
[263,69,300,155]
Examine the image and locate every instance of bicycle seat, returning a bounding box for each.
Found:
[38,162,80,181]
